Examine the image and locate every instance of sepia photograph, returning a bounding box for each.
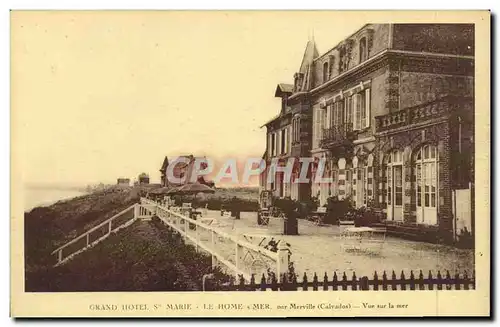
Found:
[10,10,490,317]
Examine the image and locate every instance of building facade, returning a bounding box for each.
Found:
[116,178,130,187]
[261,24,474,239]
[160,155,213,187]
[138,173,150,185]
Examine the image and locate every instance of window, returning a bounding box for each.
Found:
[326,104,332,130]
[292,117,301,144]
[323,62,329,83]
[329,56,335,78]
[281,128,288,154]
[359,37,368,62]
[363,166,369,205]
[313,108,325,149]
[345,96,353,125]
[415,144,438,224]
[387,149,404,221]
[333,100,344,127]
[394,166,403,206]
[353,88,371,130]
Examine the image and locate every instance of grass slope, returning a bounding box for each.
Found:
[26,219,226,292]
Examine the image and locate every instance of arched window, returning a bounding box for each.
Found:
[415,144,438,225]
[386,149,404,221]
[323,61,329,83]
[359,37,368,62]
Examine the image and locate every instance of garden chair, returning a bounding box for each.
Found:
[310,207,327,226]
[259,209,270,226]
[202,203,208,217]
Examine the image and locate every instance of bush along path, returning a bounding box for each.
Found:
[25,217,232,292]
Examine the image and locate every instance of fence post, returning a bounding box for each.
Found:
[58,249,62,264]
[86,233,90,247]
[184,219,189,240]
[134,203,140,218]
[276,241,290,281]
[211,230,218,268]
[195,225,200,252]
[235,242,244,270]
[108,220,112,234]
[360,276,369,290]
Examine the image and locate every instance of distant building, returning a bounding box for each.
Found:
[159,155,213,187]
[138,173,150,185]
[116,178,130,187]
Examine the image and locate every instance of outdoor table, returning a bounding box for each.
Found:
[310,209,327,225]
[340,227,386,252]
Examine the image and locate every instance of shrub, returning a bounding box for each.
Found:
[456,227,475,249]
[324,196,352,224]
[345,200,382,227]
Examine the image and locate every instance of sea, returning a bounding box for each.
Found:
[24,188,87,212]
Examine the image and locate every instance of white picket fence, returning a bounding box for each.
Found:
[51,198,291,280]
[140,198,290,280]
[51,203,155,267]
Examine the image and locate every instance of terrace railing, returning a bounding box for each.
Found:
[140,198,290,281]
[51,203,155,267]
[320,123,354,150]
[374,95,472,133]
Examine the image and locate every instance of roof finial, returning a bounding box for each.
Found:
[312,28,315,42]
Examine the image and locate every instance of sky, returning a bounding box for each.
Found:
[12,11,372,186]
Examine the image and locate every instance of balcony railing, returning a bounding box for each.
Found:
[320,123,354,149]
[375,95,469,133]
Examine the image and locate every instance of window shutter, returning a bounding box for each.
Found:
[297,118,301,143]
[345,99,349,124]
[365,88,371,128]
[353,94,360,130]
[312,111,316,148]
[277,130,282,155]
[286,125,292,152]
[268,133,272,157]
[285,127,289,153]
[273,133,277,156]
[321,108,326,135]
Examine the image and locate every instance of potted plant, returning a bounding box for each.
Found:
[274,197,299,235]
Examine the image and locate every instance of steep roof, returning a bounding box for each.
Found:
[295,39,319,93]
[159,156,169,172]
[298,40,319,74]
[275,83,294,97]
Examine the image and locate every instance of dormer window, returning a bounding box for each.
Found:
[293,72,304,92]
[338,40,353,74]
[357,28,374,63]
[328,55,335,77]
[359,37,368,62]
[322,61,329,83]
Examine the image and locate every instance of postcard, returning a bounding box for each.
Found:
[10,10,490,317]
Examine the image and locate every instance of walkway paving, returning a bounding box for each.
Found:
[183,210,474,279]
